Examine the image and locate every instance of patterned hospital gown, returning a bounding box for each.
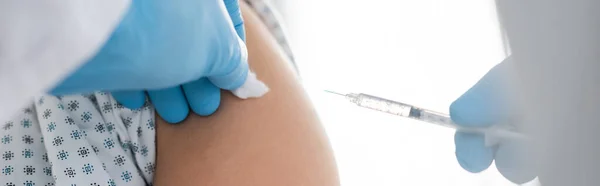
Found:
[0,0,295,185]
[0,93,156,186]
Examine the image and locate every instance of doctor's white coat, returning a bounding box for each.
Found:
[0,1,130,121]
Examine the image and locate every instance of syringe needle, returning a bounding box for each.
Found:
[323,90,528,145]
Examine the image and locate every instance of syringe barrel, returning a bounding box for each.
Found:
[413,109,458,129]
[352,93,459,129]
[352,93,413,117]
[347,92,527,142]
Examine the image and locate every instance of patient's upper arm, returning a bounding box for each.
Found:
[152,3,340,186]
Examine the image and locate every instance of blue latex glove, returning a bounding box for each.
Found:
[110,0,248,123]
[449,57,536,184]
[51,0,248,123]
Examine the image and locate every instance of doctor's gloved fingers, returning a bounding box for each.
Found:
[182,78,221,116]
[208,39,249,90]
[112,90,147,109]
[147,87,190,124]
[494,141,537,184]
[223,0,245,41]
[454,132,495,173]
[449,61,514,127]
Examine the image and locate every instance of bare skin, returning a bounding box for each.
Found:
[152,2,340,186]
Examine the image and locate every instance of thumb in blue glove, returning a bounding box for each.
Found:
[112,0,249,123]
[450,57,536,184]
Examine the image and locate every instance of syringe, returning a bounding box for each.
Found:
[324,90,528,146]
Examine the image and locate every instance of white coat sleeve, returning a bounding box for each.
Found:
[0,1,130,121]
[498,0,600,185]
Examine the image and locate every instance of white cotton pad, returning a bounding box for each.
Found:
[231,71,269,99]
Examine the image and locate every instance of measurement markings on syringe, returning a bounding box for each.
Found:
[354,94,412,117]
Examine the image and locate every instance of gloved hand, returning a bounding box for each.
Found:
[50,0,248,123]
[449,57,536,184]
[109,0,248,123]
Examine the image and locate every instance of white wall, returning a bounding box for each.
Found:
[269,0,538,185]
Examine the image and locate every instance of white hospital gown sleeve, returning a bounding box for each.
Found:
[0,1,131,122]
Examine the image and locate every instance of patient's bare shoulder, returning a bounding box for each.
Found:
[152,2,340,186]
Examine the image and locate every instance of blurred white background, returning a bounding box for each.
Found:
[266,0,536,185]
